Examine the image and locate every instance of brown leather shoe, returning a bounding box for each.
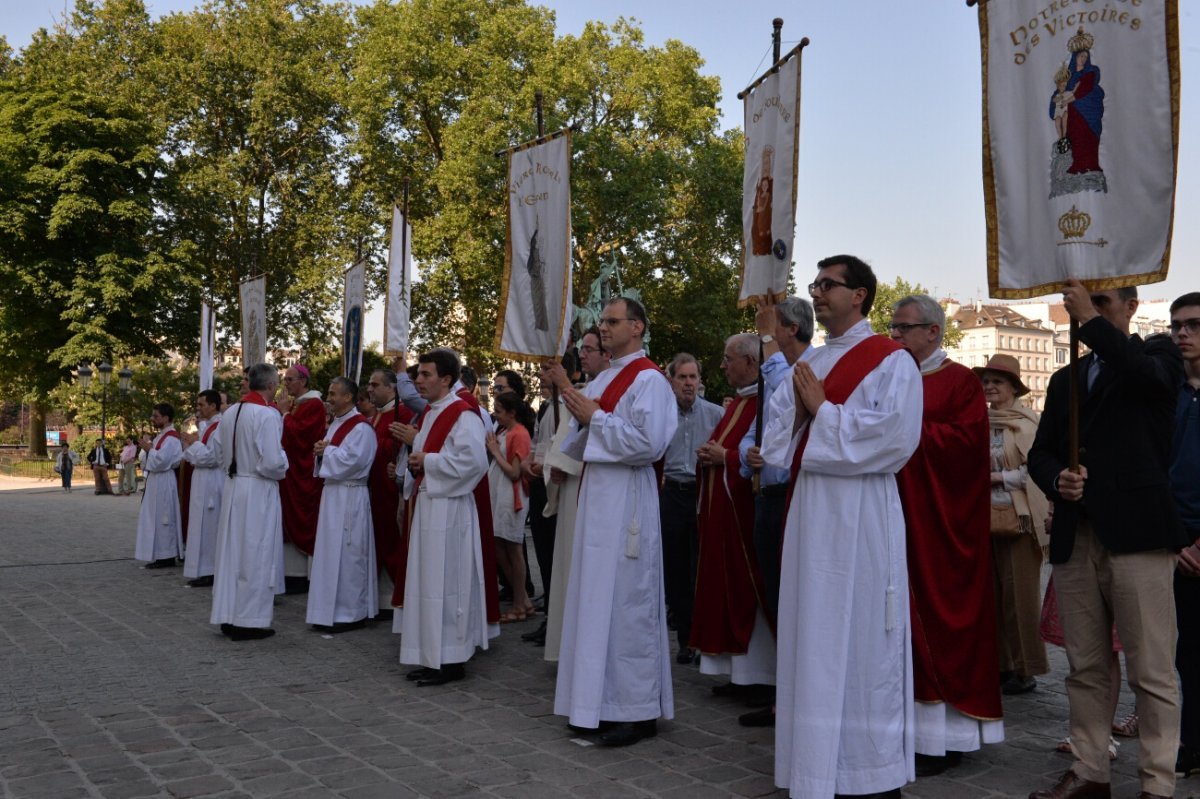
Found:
[1028,770,1110,799]
[1135,793,1169,799]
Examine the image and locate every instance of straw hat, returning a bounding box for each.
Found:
[972,353,1031,397]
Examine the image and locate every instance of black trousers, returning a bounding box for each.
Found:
[754,488,787,621]
[1177,572,1200,749]
[528,478,556,603]
[660,481,699,650]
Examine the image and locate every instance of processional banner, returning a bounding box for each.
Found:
[383,206,413,357]
[238,276,266,368]
[980,0,1179,298]
[495,131,573,361]
[343,259,365,384]
[199,301,215,391]
[739,43,805,306]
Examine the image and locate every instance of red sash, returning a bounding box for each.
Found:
[200,420,220,445]
[328,413,366,447]
[239,391,269,406]
[155,429,180,450]
[787,336,905,498]
[598,357,661,412]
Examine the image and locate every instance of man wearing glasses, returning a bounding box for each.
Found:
[1028,280,1187,799]
[759,255,922,799]
[1169,293,1200,779]
[890,295,1003,777]
[550,297,677,747]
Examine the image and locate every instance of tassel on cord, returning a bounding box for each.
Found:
[885,585,898,633]
[625,474,641,558]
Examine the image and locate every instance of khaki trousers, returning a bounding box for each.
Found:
[1054,520,1180,795]
[993,532,1049,678]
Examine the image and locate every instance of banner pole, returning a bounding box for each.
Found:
[1068,318,1080,471]
[534,90,562,430]
[772,18,783,62]
[401,176,410,366]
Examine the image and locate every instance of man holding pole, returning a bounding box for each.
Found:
[1027,280,1188,799]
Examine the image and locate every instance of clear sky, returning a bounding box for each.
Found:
[4,0,1198,308]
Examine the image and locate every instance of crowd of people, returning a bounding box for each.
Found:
[114,254,1200,799]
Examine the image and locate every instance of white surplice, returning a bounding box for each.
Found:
[307,411,378,626]
[542,407,581,663]
[759,319,923,799]
[699,609,777,686]
[135,426,183,562]
[554,350,677,727]
[182,414,223,579]
[210,401,289,628]
[394,393,490,668]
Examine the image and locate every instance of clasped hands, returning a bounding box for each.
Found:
[791,361,825,422]
[542,359,598,424]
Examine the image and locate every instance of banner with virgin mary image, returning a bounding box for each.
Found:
[739,42,805,306]
[980,1,1179,298]
[495,130,573,361]
[342,259,365,384]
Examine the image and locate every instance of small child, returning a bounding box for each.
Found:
[1051,61,1073,141]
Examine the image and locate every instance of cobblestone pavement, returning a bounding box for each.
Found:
[1,475,1195,798]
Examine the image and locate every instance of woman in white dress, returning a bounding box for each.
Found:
[487,392,535,622]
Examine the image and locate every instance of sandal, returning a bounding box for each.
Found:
[500,610,528,624]
[1057,735,1118,760]
[1111,713,1138,738]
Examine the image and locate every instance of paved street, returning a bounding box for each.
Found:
[0,474,1193,798]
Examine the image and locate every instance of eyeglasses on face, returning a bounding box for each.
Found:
[807,278,851,295]
[597,317,634,327]
[1170,318,1200,336]
[888,322,933,333]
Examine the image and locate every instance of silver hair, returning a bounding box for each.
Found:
[894,294,946,346]
[247,362,278,391]
[668,352,699,378]
[776,296,815,344]
[371,368,397,388]
[725,333,761,362]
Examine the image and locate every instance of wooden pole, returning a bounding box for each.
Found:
[534,91,562,431]
[400,176,410,366]
[1068,318,1080,471]
[772,18,783,62]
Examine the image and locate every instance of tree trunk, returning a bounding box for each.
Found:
[29,399,47,457]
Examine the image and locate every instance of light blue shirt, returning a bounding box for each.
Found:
[739,347,815,485]
[663,396,723,482]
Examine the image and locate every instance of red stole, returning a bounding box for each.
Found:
[370,404,413,587]
[896,361,1002,720]
[155,429,180,450]
[689,392,769,653]
[200,420,219,445]
[328,413,366,447]
[593,356,667,483]
[280,396,326,555]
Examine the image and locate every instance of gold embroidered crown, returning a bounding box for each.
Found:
[1054,61,1071,84]
[1058,206,1091,239]
[1068,27,1094,54]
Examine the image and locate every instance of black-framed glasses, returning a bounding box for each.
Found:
[888,322,933,333]
[1170,318,1200,336]
[807,278,851,294]
[598,317,634,327]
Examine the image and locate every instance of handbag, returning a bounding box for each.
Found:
[991,504,1021,537]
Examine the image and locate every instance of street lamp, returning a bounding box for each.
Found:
[76,360,133,453]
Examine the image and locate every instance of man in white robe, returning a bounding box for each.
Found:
[551,297,677,748]
[308,376,378,632]
[543,327,610,662]
[395,349,490,686]
[760,255,923,799]
[181,390,223,587]
[210,363,289,641]
[135,403,183,569]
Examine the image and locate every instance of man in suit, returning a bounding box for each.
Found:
[1027,279,1188,799]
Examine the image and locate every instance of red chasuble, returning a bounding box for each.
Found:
[369,403,415,586]
[896,360,1002,721]
[280,396,326,556]
[689,392,766,654]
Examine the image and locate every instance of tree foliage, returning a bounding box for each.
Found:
[869,277,964,348]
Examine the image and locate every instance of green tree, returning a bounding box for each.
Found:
[869,277,963,348]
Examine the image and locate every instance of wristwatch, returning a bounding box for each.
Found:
[760,334,774,344]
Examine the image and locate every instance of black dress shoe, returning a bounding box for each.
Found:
[833,790,901,799]
[220,623,235,637]
[743,685,776,708]
[738,707,775,727]
[405,666,435,682]
[373,609,394,622]
[712,681,746,697]
[284,576,310,595]
[598,720,656,747]
[915,751,963,777]
[144,558,177,569]
[676,648,696,664]
[568,722,611,735]
[416,663,465,687]
[1003,675,1037,695]
[1176,745,1200,776]
[522,620,548,642]
[328,619,365,633]
[227,626,275,641]
[187,576,214,587]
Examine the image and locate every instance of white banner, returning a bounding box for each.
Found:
[199,301,215,391]
[739,44,804,306]
[343,259,366,384]
[980,2,1178,298]
[384,206,413,357]
[238,276,266,368]
[495,131,573,361]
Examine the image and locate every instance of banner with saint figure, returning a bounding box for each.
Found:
[343,259,365,384]
[238,276,266,368]
[739,42,805,306]
[495,131,573,361]
[980,1,1179,297]
[199,301,215,391]
[383,205,413,357]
